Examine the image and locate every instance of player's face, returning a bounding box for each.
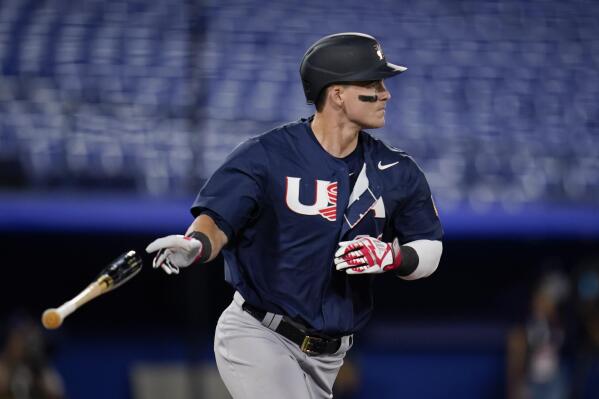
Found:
[341,80,391,129]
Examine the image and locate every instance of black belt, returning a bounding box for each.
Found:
[242,301,342,356]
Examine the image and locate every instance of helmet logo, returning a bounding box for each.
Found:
[374,43,384,60]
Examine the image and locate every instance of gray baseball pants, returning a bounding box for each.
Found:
[214,292,353,398]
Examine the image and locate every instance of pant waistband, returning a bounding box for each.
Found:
[234,292,347,356]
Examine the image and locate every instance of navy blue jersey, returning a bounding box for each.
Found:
[192,117,443,335]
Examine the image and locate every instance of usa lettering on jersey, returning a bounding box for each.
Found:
[285,177,338,221]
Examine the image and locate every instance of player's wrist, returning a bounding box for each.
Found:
[393,243,419,276]
[186,231,212,263]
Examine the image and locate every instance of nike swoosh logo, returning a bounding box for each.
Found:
[377,161,399,170]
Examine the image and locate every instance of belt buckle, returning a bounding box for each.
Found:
[300,335,323,355]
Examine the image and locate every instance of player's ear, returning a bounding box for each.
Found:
[329,85,344,108]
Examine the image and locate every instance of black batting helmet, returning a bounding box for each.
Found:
[300,32,407,104]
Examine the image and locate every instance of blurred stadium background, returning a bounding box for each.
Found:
[1,0,598,398]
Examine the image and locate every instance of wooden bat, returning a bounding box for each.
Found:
[41,250,143,329]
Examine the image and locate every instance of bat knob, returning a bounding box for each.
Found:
[41,309,62,330]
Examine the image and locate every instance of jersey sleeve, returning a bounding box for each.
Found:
[393,158,443,243]
[191,137,267,239]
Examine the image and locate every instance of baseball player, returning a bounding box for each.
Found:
[146,32,443,398]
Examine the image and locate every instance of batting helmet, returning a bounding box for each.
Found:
[300,32,407,104]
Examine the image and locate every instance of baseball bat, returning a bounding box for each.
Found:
[41,250,143,329]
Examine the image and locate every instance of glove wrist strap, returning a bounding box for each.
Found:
[187,231,212,263]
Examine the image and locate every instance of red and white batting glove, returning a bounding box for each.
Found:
[145,235,203,275]
[334,235,402,275]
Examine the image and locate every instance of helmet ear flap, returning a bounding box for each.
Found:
[301,79,315,104]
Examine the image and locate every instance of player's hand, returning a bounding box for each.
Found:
[145,235,203,275]
[334,235,402,275]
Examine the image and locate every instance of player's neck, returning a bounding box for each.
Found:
[311,112,360,158]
